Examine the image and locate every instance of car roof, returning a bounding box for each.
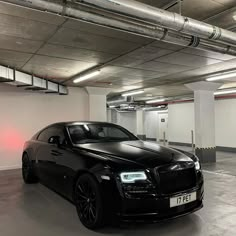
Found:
[32,121,133,141]
[48,121,116,127]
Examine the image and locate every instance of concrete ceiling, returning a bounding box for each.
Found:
[0,0,236,100]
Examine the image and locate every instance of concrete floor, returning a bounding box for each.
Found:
[1,151,236,236]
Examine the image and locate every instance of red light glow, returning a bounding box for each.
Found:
[0,127,26,151]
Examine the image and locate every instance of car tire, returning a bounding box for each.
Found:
[22,153,38,184]
[74,174,105,229]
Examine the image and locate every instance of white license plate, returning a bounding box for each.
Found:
[170,192,196,208]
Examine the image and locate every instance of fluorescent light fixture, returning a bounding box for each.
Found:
[214,89,236,95]
[122,90,144,97]
[206,72,236,82]
[73,70,100,83]
[220,82,236,90]
[109,105,116,108]
[146,98,165,104]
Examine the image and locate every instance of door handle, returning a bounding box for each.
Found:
[51,150,62,156]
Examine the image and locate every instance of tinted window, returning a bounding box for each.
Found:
[38,126,66,144]
[68,124,137,144]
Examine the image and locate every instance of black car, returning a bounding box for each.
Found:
[22,121,204,229]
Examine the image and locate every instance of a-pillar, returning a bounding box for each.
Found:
[186,81,221,163]
[86,87,111,122]
[136,109,146,140]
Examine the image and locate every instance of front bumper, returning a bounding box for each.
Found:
[118,183,204,222]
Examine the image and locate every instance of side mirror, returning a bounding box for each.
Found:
[48,136,61,146]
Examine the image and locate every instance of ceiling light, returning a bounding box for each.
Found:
[145,94,153,97]
[233,14,236,21]
[146,98,165,104]
[206,72,236,82]
[109,105,116,108]
[220,82,236,90]
[73,70,100,83]
[122,90,144,97]
[214,89,236,95]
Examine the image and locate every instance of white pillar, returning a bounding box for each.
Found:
[86,87,111,122]
[186,81,222,163]
[136,109,146,140]
[107,109,112,123]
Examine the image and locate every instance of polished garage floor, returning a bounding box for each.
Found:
[0,151,236,236]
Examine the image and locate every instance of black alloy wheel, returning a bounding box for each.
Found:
[75,174,105,229]
[22,153,38,184]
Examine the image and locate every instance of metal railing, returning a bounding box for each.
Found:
[191,130,195,153]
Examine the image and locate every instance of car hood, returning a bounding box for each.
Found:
[76,140,193,168]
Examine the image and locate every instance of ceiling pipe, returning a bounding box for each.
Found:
[0,0,236,59]
[2,0,236,57]
[79,0,236,46]
[0,1,184,40]
[159,94,236,105]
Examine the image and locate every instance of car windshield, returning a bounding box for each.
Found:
[68,124,137,144]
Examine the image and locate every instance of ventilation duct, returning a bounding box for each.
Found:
[80,0,236,46]
[2,0,236,56]
[107,95,132,105]
[0,65,68,95]
[144,106,168,112]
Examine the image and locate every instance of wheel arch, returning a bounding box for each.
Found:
[22,151,29,161]
[22,146,35,162]
[22,151,27,156]
[72,170,98,201]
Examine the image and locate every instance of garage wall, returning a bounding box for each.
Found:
[114,110,161,140]
[0,87,89,170]
[168,99,236,149]
[108,98,236,149]
[116,112,136,135]
[215,99,236,148]
[144,111,158,140]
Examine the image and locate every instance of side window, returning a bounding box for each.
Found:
[37,127,54,142]
[102,127,126,138]
[37,126,66,144]
[53,127,66,145]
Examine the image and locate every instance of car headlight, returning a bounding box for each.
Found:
[120,171,147,183]
[195,161,201,170]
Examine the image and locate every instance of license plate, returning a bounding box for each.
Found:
[170,192,196,208]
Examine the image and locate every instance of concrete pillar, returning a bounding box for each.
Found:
[107,109,112,123]
[86,87,111,122]
[186,81,221,163]
[136,109,146,140]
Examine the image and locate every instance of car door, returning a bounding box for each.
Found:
[35,126,57,187]
[35,125,78,197]
[52,125,99,199]
[46,125,70,194]
[49,126,84,198]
